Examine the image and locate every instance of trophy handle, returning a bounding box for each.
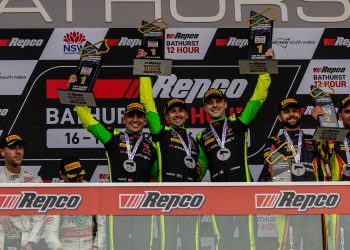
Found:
[309,81,335,99]
[78,39,110,57]
[265,141,294,165]
[245,7,277,27]
[137,17,168,34]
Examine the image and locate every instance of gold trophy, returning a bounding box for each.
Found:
[57,40,110,107]
[239,7,278,74]
[133,18,172,76]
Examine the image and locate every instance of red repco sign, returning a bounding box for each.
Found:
[119,191,205,212]
[0,192,82,212]
[255,190,340,212]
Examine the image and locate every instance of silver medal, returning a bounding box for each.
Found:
[342,164,350,177]
[123,160,136,173]
[291,163,305,176]
[184,156,196,169]
[217,147,231,161]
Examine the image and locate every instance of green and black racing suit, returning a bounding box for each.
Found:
[140,76,205,250]
[75,105,158,250]
[196,73,271,250]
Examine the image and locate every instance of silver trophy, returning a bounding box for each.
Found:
[310,83,348,141]
[266,142,292,182]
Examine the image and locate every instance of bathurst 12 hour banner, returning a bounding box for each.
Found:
[0,28,350,183]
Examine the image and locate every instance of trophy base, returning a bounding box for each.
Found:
[57,90,97,107]
[238,59,278,74]
[271,158,292,182]
[133,59,172,76]
[312,126,348,141]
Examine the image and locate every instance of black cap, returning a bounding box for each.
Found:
[339,96,350,112]
[60,156,86,179]
[278,98,300,112]
[165,98,188,112]
[0,134,26,149]
[203,89,225,103]
[125,103,145,115]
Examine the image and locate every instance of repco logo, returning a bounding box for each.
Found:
[107,37,141,48]
[119,191,205,212]
[2,38,44,48]
[167,33,199,40]
[153,74,248,103]
[0,192,82,212]
[313,66,345,74]
[324,37,350,48]
[256,190,340,212]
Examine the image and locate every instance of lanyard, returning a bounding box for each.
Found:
[209,118,227,149]
[283,130,303,164]
[124,132,143,161]
[344,137,350,164]
[172,129,192,156]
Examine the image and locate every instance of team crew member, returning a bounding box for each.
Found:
[196,49,274,250]
[70,73,158,250]
[0,134,45,250]
[139,66,204,249]
[312,96,350,250]
[44,156,107,250]
[261,98,327,250]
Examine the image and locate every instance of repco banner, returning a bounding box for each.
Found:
[0,183,348,216]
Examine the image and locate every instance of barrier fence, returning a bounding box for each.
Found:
[0,183,347,250]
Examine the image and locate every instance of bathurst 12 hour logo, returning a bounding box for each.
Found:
[255,190,340,212]
[119,191,205,212]
[0,192,82,212]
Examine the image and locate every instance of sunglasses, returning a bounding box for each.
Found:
[342,110,350,114]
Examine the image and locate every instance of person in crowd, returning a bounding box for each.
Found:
[44,155,107,250]
[138,48,204,250]
[195,49,274,250]
[69,74,158,249]
[260,98,328,250]
[0,134,45,250]
[312,96,350,250]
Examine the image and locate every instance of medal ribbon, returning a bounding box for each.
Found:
[283,130,303,164]
[344,137,350,164]
[171,129,192,156]
[209,118,227,149]
[124,132,143,161]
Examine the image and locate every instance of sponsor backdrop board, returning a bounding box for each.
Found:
[0,28,349,181]
[1,28,350,183]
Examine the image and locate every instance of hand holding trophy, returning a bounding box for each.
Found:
[133,18,172,76]
[57,40,110,107]
[239,7,278,74]
[309,82,348,141]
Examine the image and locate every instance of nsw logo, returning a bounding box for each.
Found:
[255,190,340,212]
[63,31,86,55]
[119,191,205,212]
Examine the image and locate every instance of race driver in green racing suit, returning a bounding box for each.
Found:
[139,63,206,249]
[69,74,158,250]
[196,48,274,250]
